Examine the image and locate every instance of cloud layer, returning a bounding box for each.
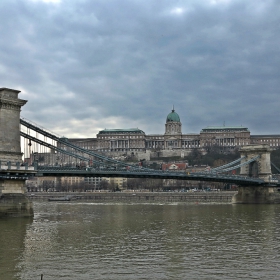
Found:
[1,0,280,137]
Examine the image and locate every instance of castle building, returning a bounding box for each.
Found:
[97,128,146,152]
[200,126,251,148]
[59,108,280,157]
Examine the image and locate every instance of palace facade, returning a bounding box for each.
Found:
[61,108,280,157]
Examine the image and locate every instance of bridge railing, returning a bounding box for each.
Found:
[34,165,265,180]
[0,161,35,171]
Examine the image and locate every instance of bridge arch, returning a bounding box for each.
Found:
[248,161,258,178]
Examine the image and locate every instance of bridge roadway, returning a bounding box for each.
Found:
[0,162,278,186]
[34,166,270,186]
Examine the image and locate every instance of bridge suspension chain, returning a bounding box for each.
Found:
[57,138,154,171]
[210,156,246,172]
[20,131,95,163]
[214,155,260,173]
[271,162,280,174]
[20,118,266,179]
[20,118,154,172]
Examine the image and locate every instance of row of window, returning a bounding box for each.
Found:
[202,129,249,133]
[99,135,144,139]
[260,139,280,142]
[61,136,280,151]
[98,148,145,152]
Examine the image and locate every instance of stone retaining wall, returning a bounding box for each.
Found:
[28,191,237,203]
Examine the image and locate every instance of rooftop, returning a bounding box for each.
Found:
[166,108,180,123]
[201,126,249,132]
[99,128,145,134]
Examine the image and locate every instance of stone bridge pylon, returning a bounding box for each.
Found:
[239,144,273,182]
[0,88,27,163]
[233,144,278,204]
[0,88,34,217]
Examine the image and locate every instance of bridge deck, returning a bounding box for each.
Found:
[34,166,269,186]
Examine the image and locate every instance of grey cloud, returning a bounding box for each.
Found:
[0,0,280,137]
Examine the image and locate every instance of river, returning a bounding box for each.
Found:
[1,201,280,279]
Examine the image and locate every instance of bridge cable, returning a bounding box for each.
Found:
[210,156,246,172]
[20,118,156,172]
[20,131,95,163]
[214,155,260,173]
[271,162,280,174]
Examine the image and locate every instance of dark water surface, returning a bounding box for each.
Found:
[1,202,280,279]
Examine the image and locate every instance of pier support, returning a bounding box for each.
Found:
[0,88,34,217]
[232,186,278,204]
[0,171,35,217]
[233,144,279,204]
[0,193,33,217]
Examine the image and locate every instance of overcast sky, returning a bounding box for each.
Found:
[1,0,279,138]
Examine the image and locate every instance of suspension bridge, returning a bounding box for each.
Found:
[1,87,280,217]
[19,118,275,186]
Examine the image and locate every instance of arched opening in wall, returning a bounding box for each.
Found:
[249,161,258,177]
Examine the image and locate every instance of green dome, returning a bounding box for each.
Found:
[166,109,180,122]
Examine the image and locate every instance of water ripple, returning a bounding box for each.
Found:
[1,203,278,279]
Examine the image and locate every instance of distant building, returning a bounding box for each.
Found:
[61,107,280,156]
[103,177,127,190]
[199,126,251,151]
[84,177,102,190]
[162,162,188,171]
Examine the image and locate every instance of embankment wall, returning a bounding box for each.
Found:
[28,191,237,203]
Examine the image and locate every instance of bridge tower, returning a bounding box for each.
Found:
[0,88,33,217]
[233,144,277,204]
[239,144,273,182]
[0,88,27,163]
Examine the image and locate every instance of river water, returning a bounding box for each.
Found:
[1,201,280,280]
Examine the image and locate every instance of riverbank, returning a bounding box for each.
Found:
[27,191,237,203]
